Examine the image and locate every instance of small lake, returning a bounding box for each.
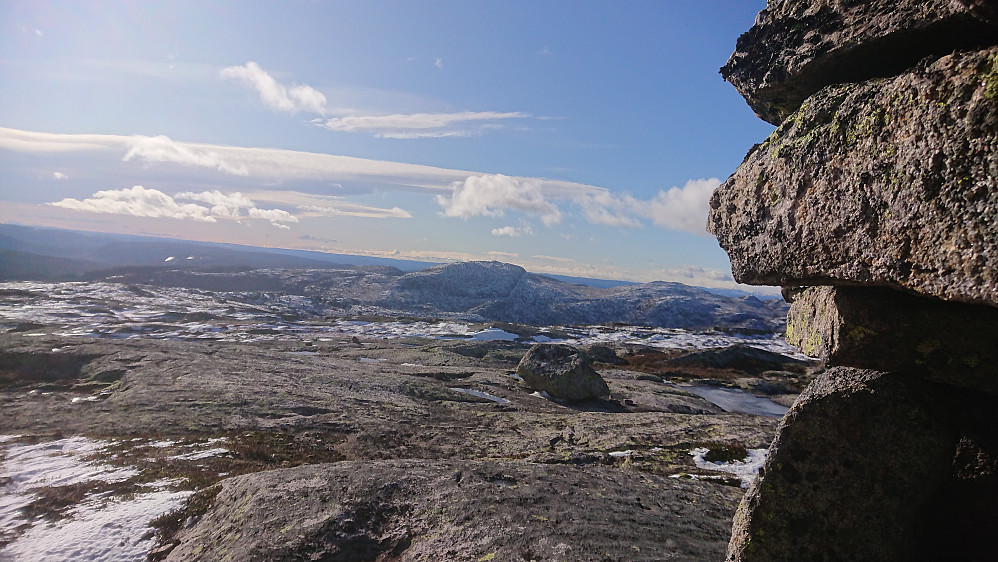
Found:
[674,384,788,418]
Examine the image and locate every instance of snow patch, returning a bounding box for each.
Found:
[167,448,228,461]
[448,387,510,404]
[0,436,191,561]
[689,447,768,488]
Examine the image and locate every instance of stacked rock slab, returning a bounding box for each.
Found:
[709,1,998,560]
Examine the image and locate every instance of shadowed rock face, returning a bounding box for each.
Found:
[722,0,998,124]
[726,367,998,562]
[786,286,998,393]
[710,47,998,306]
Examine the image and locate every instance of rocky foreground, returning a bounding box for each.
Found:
[0,321,812,560]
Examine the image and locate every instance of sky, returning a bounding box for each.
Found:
[0,1,775,291]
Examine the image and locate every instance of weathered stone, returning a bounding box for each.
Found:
[727,367,998,561]
[786,286,998,393]
[709,47,998,306]
[516,343,610,401]
[722,0,998,124]
[164,460,744,562]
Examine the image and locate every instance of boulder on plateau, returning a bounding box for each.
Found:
[709,47,998,307]
[727,367,998,562]
[786,286,998,393]
[515,343,610,401]
[722,0,998,124]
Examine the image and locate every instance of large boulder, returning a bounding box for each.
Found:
[516,344,610,401]
[709,47,998,307]
[722,0,998,124]
[727,367,998,561]
[786,286,998,393]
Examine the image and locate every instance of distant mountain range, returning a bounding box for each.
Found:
[384,261,787,331]
[0,224,787,332]
[0,223,434,276]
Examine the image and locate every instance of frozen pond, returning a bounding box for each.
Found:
[674,384,788,418]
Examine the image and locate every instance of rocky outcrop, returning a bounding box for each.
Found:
[722,0,998,124]
[711,47,998,306]
[516,344,610,401]
[728,367,998,562]
[786,286,998,392]
[712,2,998,559]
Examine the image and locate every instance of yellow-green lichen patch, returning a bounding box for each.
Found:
[979,51,998,100]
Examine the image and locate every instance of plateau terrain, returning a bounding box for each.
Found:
[0,225,813,561]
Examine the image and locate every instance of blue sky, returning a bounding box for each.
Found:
[0,1,774,290]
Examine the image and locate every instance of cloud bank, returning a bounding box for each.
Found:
[4,127,721,235]
[49,186,298,228]
[437,173,721,235]
[123,135,249,176]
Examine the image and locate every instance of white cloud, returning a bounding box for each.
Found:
[434,169,720,235]
[434,58,444,69]
[297,204,411,219]
[49,186,216,222]
[123,135,249,176]
[320,111,528,138]
[488,251,519,260]
[49,186,297,227]
[220,61,327,115]
[438,174,562,226]
[174,189,255,218]
[637,178,720,235]
[4,127,719,235]
[573,191,642,228]
[218,61,528,139]
[491,225,533,237]
[531,255,576,264]
[52,171,68,180]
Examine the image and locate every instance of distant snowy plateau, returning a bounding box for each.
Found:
[0,261,793,355]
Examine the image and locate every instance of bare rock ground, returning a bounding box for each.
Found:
[0,328,795,560]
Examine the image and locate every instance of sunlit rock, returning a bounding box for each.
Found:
[722,0,998,124]
[710,47,998,306]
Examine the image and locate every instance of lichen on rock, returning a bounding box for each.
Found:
[710,46,998,307]
[786,286,998,393]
